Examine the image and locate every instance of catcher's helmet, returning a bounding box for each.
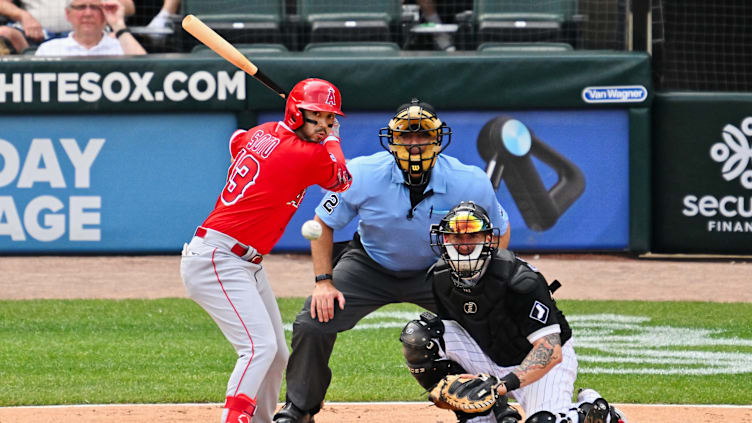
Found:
[430,201,499,287]
[378,98,452,186]
[284,78,345,130]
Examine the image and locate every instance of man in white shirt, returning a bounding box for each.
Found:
[0,0,134,53]
[35,0,145,56]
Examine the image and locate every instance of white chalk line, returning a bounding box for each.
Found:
[2,402,750,409]
[282,312,752,376]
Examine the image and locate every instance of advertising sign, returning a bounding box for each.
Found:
[0,58,248,113]
[653,94,752,253]
[0,113,233,252]
[271,109,630,252]
[0,109,630,253]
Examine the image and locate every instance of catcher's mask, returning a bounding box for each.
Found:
[430,201,499,287]
[379,98,452,186]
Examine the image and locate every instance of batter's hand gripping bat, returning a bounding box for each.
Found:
[182,14,287,99]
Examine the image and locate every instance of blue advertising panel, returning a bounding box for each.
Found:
[269,110,630,252]
[0,110,628,253]
[0,114,233,253]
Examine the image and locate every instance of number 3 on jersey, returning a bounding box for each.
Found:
[221,150,260,205]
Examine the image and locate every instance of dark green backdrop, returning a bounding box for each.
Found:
[0,51,653,251]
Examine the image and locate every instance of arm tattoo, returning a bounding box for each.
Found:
[515,333,561,386]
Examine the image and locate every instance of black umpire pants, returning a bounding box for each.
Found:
[284,244,437,413]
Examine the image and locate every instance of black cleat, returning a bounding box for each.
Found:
[272,402,315,423]
[583,398,609,423]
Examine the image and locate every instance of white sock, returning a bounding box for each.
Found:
[147,9,171,28]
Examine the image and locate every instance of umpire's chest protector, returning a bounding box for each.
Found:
[432,251,535,367]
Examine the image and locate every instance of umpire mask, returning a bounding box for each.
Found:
[379,98,452,186]
[430,202,499,287]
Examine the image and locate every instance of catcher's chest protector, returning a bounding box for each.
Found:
[432,257,534,366]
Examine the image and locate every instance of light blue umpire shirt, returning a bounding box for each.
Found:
[315,151,509,272]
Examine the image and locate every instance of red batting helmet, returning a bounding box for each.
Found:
[284,78,345,130]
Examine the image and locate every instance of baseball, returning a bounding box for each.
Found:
[301,219,323,240]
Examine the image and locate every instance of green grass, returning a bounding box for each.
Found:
[1,299,751,406]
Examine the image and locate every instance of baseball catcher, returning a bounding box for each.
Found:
[400,201,628,423]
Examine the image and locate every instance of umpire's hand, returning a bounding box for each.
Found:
[311,280,345,323]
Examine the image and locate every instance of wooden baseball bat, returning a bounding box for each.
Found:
[181,14,286,99]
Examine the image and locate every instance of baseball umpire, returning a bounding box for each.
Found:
[180,78,352,423]
[273,99,511,423]
[400,201,628,423]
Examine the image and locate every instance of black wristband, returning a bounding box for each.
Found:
[115,28,131,38]
[500,373,521,392]
[314,273,333,283]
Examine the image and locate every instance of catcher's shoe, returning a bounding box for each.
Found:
[581,398,609,423]
[273,401,315,423]
[577,389,627,423]
[608,406,628,423]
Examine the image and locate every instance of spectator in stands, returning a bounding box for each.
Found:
[406,0,473,51]
[414,0,455,51]
[145,0,179,30]
[0,0,134,54]
[35,0,146,56]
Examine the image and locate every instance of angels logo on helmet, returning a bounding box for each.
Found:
[284,78,345,130]
[325,87,337,106]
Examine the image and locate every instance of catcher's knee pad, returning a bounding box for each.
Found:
[526,410,571,423]
[400,311,465,390]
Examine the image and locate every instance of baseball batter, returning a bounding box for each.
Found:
[180,78,352,423]
[400,201,628,423]
[273,99,510,423]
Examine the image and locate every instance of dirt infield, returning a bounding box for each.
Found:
[2,403,752,423]
[1,253,751,422]
[3,253,752,302]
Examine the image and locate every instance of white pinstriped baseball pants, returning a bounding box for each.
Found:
[440,320,581,423]
[181,229,288,423]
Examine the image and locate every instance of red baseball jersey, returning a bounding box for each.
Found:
[201,121,351,254]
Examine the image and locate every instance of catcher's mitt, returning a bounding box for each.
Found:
[428,374,500,414]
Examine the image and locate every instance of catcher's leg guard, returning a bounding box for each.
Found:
[493,395,522,423]
[224,394,256,423]
[525,410,559,423]
[400,311,465,390]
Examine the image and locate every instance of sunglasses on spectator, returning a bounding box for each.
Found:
[69,4,103,11]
